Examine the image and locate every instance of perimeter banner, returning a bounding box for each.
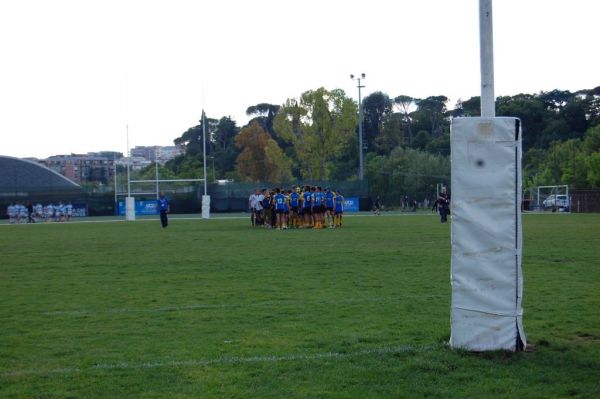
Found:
[343,197,359,212]
[118,200,159,216]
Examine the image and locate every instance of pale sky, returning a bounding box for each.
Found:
[1,0,598,159]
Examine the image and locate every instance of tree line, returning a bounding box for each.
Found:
[135,85,600,203]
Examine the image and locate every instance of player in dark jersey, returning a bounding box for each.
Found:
[283,189,291,229]
[334,190,344,228]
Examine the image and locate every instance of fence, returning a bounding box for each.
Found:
[571,189,600,213]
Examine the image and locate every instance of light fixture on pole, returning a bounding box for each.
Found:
[350,73,366,180]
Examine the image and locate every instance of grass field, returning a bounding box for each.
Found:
[1,213,599,398]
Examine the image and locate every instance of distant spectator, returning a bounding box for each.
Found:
[373,196,381,215]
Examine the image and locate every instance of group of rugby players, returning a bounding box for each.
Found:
[249,186,344,230]
[6,202,74,224]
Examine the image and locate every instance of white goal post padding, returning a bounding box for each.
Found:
[450,117,526,351]
[202,195,211,219]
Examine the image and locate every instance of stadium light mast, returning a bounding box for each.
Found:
[125,124,135,221]
[350,73,366,180]
[201,109,211,219]
[202,110,207,196]
[113,153,117,215]
[155,146,159,200]
[126,124,131,198]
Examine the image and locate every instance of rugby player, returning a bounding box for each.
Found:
[324,187,335,228]
[302,186,313,228]
[334,190,344,228]
[313,186,324,229]
[289,187,300,228]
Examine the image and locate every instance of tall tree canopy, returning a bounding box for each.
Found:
[362,91,393,152]
[235,122,292,183]
[273,87,357,180]
[155,85,600,194]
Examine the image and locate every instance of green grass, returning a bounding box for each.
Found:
[1,213,599,398]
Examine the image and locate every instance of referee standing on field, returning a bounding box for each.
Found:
[158,191,170,228]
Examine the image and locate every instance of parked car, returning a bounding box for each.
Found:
[542,194,570,209]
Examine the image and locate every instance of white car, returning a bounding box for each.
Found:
[543,194,569,208]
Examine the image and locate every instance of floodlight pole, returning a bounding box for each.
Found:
[155,146,159,199]
[113,153,117,215]
[201,109,211,219]
[126,124,131,198]
[351,73,366,180]
[480,0,495,117]
[202,110,207,196]
[125,124,136,221]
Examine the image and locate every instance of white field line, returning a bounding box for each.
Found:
[0,343,440,378]
[43,295,445,317]
[0,212,437,226]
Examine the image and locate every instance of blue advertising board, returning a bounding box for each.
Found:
[118,200,159,216]
[343,197,359,212]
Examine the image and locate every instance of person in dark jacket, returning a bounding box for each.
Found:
[438,192,450,223]
[158,192,170,228]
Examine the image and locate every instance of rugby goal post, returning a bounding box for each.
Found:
[117,178,206,219]
[449,0,526,351]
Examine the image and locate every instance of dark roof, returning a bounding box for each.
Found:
[0,155,81,194]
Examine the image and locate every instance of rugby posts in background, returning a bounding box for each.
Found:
[449,0,526,351]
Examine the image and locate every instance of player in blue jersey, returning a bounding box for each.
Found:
[334,190,344,228]
[273,188,287,230]
[302,186,313,228]
[158,191,170,228]
[284,189,292,228]
[324,187,335,228]
[312,186,324,229]
[289,187,300,228]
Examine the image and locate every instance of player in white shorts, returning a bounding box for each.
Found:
[7,203,16,224]
[65,202,73,221]
[35,203,43,221]
[45,204,54,221]
[55,202,64,222]
[19,204,28,223]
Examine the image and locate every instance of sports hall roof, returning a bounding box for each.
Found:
[0,155,81,194]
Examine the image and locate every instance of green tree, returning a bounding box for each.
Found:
[211,116,240,178]
[246,103,281,142]
[586,152,600,187]
[366,146,449,205]
[375,112,406,155]
[273,87,357,180]
[412,130,431,151]
[235,122,292,183]
[497,94,547,150]
[414,96,449,138]
[393,95,416,144]
[362,91,393,151]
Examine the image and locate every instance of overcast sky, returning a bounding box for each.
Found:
[1,0,598,159]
